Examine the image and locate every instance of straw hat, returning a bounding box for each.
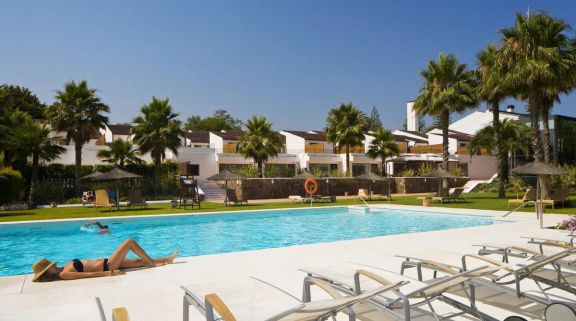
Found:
[32,258,56,282]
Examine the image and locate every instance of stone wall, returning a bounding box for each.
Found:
[236,177,468,199]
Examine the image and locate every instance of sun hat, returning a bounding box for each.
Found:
[32,258,56,282]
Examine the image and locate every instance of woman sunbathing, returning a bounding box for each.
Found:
[32,238,178,282]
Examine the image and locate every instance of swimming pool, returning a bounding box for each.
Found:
[0,206,504,277]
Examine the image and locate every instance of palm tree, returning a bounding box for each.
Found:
[366,128,399,176]
[325,103,368,176]
[131,97,182,192]
[477,44,511,197]
[97,139,142,168]
[47,80,109,196]
[413,54,478,170]
[468,119,531,181]
[0,109,30,167]
[499,12,575,164]
[9,115,65,207]
[237,116,283,178]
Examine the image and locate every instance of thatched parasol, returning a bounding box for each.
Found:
[356,172,385,200]
[80,171,103,181]
[89,168,142,209]
[422,168,456,197]
[511,161,566,228]
[208,169,245,205]
[293,171,318,180]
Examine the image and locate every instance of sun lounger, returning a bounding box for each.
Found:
[431,187,465,203]
[288,195,305,204]
[94,189,113,211]
[508,188,536,207]
[181,276,405,321]
[300,262,500,321]
[127,190,148,208]
[540,188,571,209]
[225,189,248,206]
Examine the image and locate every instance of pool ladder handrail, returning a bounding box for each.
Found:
[502,200,535,217]
[355,195,371,208]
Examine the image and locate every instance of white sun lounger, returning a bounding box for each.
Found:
[181,276,406,321]
[299,262,500,321]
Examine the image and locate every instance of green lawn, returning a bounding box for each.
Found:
[1,192,573,223]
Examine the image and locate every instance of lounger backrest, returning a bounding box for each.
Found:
[95,190,110,205]
[358,189,368,198]
[450,188,464,198]
[129,190,143,203]
[520,248,576,274]
[524,188,536,201]
[405,266,499,299]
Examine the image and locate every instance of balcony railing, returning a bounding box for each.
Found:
[222,143,238,154]
[305,144,327,153]
[409,144,443,154]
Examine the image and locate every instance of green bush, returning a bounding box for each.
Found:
[235,165,260,178]
[0,168,25,205]
[33,180,67,205]
[416,163,435,176]
[399,169,417,177]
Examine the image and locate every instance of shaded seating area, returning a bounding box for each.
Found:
[508,187,536,207]
[431,187,465,203]
[225,189,248,206]
[127,190,148,208]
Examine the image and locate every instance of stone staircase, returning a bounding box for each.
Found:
[198,180,226,202]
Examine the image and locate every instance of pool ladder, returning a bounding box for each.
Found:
[502,201,536,217]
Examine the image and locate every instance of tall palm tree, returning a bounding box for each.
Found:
[477,44,511,197]
[0,109,30,167]
[131,97,182,192]
[9,115,65,207]
[97,139,142,168]
[325,103,368,176]
[366,128,399,176]
[47,80,109,196]
[237,116,283,178]
[499,12,575,164]
[468,119,531,181]
[413,54,478,170]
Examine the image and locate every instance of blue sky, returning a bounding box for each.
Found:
[1,1,576,130]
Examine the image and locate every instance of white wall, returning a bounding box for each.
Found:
[427,132,458,154]
[281,131,306,154]
[209,133,224,153]
[406,101,419,132]
[450,110,522,135]
[457,154,497,180]
[173,147,218,180]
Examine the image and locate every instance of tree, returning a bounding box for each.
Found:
[367,106,383,131]
[237,116,282,178]
[413,54,478,170]
[0,84,46,119]
[184,109,243,131]
[47,80,109,196]
[468,119,531,184]
[477,43,510,197]
[499,12,575,164]
[366,128,400,176]
[131,97,182,192]
[325,103,369,176]
[9,115,65,207]
[0,109,30,167]
[97,139,142,168]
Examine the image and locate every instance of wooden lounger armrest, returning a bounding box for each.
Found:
[541,240,573,249]
[112,307,130,321]
[303,277,345,300]
[507,246,544,257]
[462,254,513,272]
[205,293,237,321]
[420,259,460,275]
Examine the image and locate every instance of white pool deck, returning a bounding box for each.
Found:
[0,205,574,321]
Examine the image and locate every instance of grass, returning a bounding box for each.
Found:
[0,192,573,223]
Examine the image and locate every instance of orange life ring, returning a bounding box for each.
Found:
[304,177,318,195]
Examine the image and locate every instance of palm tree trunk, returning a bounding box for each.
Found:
[345,144,351,176]
[257,159,264,178]
[28,154,39,208]
[541,107,553,163]
[491,101,506,198]
[528,96,544,161]
[74,138,82,197]
[153,156,161,195]
[441,110,450,171]
[381,155,386,176]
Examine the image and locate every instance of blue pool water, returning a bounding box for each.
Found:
[0,207,503,276]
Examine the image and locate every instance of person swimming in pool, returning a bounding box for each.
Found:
[83,221,110,234]
[32,238,178,282]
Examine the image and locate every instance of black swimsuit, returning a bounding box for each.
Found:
[72,258,109,272]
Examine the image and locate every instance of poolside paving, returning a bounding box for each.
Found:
[0,205,573,321]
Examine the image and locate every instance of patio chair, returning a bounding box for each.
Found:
[225,189,248,206]
[288,195,305,204]
[127,190,148,208]
[431,187,465,203]
[508,187,536,207]
[181,276,406,321]
[94,189,113,211]
[300,262,500,321]
[540,188,571,209]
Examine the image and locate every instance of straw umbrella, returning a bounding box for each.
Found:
[355,172,385,200]
[89,168,142,210]
[207,169,245,205]
[511,161,566,228]
[422,168,456,197]
[80,171,103,181]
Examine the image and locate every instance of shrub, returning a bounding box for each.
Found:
[399,169,417,177]
[450,167,466,178]
[416,163,435,176]
[33,180,66,205]
[235,165,260,178]
[558,216,576,231]
[0,168,25,205]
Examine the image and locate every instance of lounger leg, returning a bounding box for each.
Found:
[183,296,190,321]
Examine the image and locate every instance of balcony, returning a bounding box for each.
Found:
[409,144,443,154]
[349,146,365,154]
[222,143,238,154]
[305,144,329,154]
